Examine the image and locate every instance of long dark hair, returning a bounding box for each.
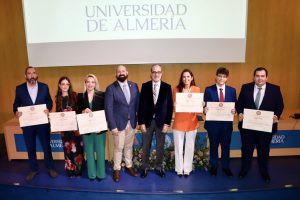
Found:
[55,76,77,112]
[176,69,196,92]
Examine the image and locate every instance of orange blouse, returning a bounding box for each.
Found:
[172,86,201,132]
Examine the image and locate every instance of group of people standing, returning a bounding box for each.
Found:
[13,64,283,184]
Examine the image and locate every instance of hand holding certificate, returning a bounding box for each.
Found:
[205,102,235,121]
[175,93,204,113]
[76,110,108,135]
[242,109,274,133]
[17,104,49,127]
[49,111,78,132]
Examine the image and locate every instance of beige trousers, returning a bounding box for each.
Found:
[113,121,135,170]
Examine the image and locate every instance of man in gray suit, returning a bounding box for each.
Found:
[105,65,139,182]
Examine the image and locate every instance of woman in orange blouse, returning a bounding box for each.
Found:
[173,69,200,177]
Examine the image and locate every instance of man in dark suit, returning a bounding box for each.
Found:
[236,67,284,183]
[105,65,139,182]
[138,64,173,178]
[13,66,57,181]
[204,67,237,177]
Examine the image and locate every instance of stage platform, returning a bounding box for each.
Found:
[0,156,299,194]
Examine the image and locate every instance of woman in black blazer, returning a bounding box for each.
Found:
[77,74,106,181]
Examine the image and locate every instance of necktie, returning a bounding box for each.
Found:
[255,87,262,109]
[123,84,130,104]
[153,83,158,105]
[219,88,224,102]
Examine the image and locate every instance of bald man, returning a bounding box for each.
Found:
[105,65,139,182]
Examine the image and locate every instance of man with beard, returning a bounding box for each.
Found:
[105,65,139,182]
[13,66,57,181]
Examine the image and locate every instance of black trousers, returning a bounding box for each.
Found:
[240,129,273,175]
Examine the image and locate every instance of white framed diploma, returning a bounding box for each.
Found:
[17,104,49,127]
[205,102,235,121]
[49,111,78,132]
[242,109,274,133]
[175,93,204,113]
[76,110,108,135]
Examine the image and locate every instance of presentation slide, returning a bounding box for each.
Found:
[22,0,248,67]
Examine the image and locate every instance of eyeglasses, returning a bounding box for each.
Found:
[151,71,162,74]
[60,83,70,86]
[217,75,227,79]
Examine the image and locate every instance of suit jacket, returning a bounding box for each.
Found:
[77,91,105,134]
[13,82,53,113]
[77,90,105,113]
[204,84,237,130]
[105,80,139,131]
[236,82,284,133]
[138,81,173,128]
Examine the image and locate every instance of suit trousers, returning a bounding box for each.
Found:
[240,129,273,175]
[83,133,106,179]
[173,129,197,175]
[22,124,54,171]
[207,123,232,169]
[142,119,166,170]
[113,121,135,170]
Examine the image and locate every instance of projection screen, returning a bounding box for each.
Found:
[22,0,248,67]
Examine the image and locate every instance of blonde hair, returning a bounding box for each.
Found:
[83,74,100,92]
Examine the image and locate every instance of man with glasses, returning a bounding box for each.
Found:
[204,67,237,177]
[138,64,173,178]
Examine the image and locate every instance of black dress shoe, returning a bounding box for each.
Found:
[140,169,148,178]
[209,168,217,176]
[96,177,104,182]
[223,168,233,177]
[261,173,271,183]
[155,169,166,178]
[238,171,247,179]
[177,174,183,177]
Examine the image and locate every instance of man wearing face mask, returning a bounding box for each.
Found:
[105,65,139,182]
[13,66,57,181]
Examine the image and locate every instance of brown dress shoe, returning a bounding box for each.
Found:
[49,169,58,178]
[113,170,121,182]
[125,167,138,177]
[26,171,38,181]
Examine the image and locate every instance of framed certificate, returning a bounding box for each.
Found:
[242,109,274,133]
[17,104,48,127]
[76,110,108,135]
[205,102,235,121]
[49,111,78,132]
[175,93,204,113]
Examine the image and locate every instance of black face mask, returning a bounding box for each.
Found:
[116,74,128,82]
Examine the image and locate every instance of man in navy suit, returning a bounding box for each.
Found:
[105,65,139,182]
[236,67,284,183]
[138,64,173,178]
[13,66,57,181]
[204,67,237,177]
